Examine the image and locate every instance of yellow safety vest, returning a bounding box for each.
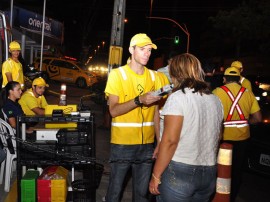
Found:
[105,65,162,144]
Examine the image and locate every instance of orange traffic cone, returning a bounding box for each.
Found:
[212,142,233,202]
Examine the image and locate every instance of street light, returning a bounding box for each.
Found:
[147,16,190,53]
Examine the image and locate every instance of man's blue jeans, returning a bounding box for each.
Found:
[106,143,154,202]
[156,161,217,202]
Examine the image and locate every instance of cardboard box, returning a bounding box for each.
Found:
[21,170,40,202]
[37,166,68,202]
[44,105,77,129]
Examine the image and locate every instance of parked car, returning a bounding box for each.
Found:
[246,75,270,177]
[33,57,99,88]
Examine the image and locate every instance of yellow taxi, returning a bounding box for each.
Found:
[33,57,99,88]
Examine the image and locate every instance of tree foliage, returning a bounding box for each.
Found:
[209,0,270,57]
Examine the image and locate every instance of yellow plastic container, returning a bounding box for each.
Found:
[44,105,77,128]
[37,166,68,202]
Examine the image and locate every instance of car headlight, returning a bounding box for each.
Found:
[256,96,261,101]
[259,83,270,91]
[262,92,268,97]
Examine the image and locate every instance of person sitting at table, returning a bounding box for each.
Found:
[2,81,24,128]
[19,77,48,116]
[2,81,34,134]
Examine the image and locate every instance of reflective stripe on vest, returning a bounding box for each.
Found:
[240,77,245,84]
[223,120,249,128]
[112,122,154,127]
[220,86,248,127]
[119,67,127,80]
[149,70,155,81]
[118,66,156,81]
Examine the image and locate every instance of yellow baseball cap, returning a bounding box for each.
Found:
[224,67,240,76]
[129,33,157,49]
[9,41,21,51]
[32,77,49,87]
[231,61,243,69]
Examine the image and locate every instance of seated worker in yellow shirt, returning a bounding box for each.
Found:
[19,77,48,116]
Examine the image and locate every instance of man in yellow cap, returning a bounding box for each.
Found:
[213,67,261,202]
[104,33,163,202]
[231,60,252,92]
[19,77,48,115]
[2,41,25,90]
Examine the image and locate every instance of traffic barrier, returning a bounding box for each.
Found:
[59,83,67,106]
[212,142,233,202]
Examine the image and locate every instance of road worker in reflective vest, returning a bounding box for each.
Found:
[213,66,262,202]
[104,33,163,202]
[231,60,252,92]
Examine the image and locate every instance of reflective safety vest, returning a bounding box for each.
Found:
[109,66,160,145]
[118,66,156,82]
[220,86,248,128]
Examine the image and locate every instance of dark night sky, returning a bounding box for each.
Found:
[0,0,244,61]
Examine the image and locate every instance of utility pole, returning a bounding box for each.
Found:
[108,0,126,72]
[101,0,126,130]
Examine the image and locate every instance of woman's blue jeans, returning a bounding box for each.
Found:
[106,143,154,202]
[157,161,217,202]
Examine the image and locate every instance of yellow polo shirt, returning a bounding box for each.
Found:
[2,58,24,89]
[19,88,48,116]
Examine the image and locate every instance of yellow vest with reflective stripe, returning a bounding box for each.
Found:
[213,83,260,141]
[105,65,162,144]
[240,76,252,92]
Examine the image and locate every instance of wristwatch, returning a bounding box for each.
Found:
[134,96,143,107]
